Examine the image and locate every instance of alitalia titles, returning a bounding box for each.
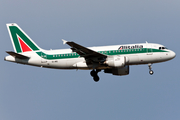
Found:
[118,45,143,50]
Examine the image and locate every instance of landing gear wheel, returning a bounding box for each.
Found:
[90,70,96,77]
[148,63,154,75]
[149,70,154,75]
[93,75,99,82]
[90,69,101,82]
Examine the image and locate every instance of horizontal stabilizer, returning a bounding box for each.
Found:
[6,51,29,59]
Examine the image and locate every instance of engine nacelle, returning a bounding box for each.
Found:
[105,56,126,67]
[104,65,129,76]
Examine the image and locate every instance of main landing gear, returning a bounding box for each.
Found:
[148,63,154,75]
[90,69,101,82]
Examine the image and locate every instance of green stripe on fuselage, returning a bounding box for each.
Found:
[36,52,79,60]
[36,48,168,60]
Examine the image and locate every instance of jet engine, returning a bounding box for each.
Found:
[105,56,128,67]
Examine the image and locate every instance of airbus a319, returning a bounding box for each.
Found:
[5,23,176,82]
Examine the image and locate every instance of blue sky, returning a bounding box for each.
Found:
[0,0,180,120]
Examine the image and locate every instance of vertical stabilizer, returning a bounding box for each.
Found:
[6,23,42,53]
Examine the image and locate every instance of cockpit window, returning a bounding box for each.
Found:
[159,47,168,50]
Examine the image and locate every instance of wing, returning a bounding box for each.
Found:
[62,39,107,62]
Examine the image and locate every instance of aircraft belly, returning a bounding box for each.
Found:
[128,55,140,64]
[138,54,153,63]
[39,58,85,69]
[66,58,84,68]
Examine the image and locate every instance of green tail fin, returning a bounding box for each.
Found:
[6,23,42,53]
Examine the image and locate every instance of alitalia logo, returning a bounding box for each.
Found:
[118,45,143,50]
[8,25,40,53]
[17,35,32,52]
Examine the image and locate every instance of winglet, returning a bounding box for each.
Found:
[62,39,68,45]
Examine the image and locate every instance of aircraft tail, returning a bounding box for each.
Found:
[6,23,42,53]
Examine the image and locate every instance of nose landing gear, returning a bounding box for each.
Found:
[148,63,154,75]
[90,69,101,82]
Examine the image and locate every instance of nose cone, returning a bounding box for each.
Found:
[171,51,176,59]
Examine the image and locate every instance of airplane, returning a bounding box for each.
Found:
[4,23,176,82]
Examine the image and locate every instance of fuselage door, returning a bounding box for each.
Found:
[146,44,153,55]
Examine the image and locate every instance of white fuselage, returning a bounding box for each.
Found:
[5,43,176,70]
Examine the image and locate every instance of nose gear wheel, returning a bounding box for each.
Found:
[148,63,154,75]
